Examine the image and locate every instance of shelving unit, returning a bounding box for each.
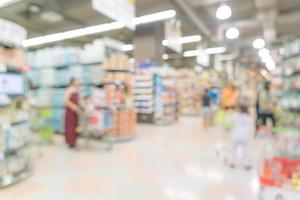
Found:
[259,48,300,198]
[0,19,31,189]
[133,66,178,125]
[176,69,200,115]
[102,54,136,142]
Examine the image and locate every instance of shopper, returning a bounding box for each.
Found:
[201,88,212,130]
[208,86,220,125]
[64,78,81,148]
[257,82,276,128]
[227,104,254,170]
[221,81,238,110]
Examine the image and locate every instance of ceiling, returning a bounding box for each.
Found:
[1,0,300,66]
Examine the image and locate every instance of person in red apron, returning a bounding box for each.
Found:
[64,78,80,148]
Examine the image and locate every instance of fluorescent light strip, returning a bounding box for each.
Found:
[179,35,201,44]
[183,50,201,57]
[162,35,201,46]
[133,10,176,25]
[22,21,125,47]
[22,10,177,48]
[184,47,226,57]
[122,44,134,52]
[0,0,21,8]
[205,47,226,54]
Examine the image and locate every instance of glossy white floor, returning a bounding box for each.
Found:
[0,117,260,200]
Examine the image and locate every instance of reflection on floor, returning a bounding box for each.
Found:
[0,117,259,200]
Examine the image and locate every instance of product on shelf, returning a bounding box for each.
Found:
[176,69,200,115]
[154,66,178,125]
[133,64,178,124]
[259,71,300,197]
[101,54,136,141]
[0,19,31,188]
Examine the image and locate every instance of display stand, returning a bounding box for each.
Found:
[102,54,137,142]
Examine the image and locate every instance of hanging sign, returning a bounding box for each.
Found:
[0,18,27,48]
[92,0,135,30]
[164,18,182,53]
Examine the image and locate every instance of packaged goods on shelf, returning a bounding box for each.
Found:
[27,44,108,133]
[0,19,31,188]
[102,54,136,141]
[259,71,300,197]
[176,69,200,115]
[134,65,178,124]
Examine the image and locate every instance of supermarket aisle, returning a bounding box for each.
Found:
[0,117,259,200]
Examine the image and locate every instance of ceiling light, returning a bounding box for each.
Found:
[28,4,41,13]
[253,38,265,49]
[179,35,202,44]
[22,21,125,47]
[122,44,134,52]
[266,61,276,71]
[216,5,232,20]
[129,58,135,64]
[41,11,64,22]
[258,48,270,58]
[133,10,176,25]
[261,54,272,63]
[205,47,226,54]
[162,34,201,46]
[183,50,201,57]
[225,27,239,39]
[162,40,168,46]
[162,54,169,60]
[0,0,21,8]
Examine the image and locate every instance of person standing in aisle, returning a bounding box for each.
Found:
[227,103,254,170]
[208,86,220,125]
[201,88,212,130]
[221,81,238,110]
[64,78,81,148]
[257,82,276,127]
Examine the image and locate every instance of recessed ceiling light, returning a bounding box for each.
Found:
[162,54,169,60]
[266,60,276,70]
[216,5,232,20]
[225,27,239,39]
[258,48,270,58]
[28,4,41,13]
[41,11,64,22]
[253,38,265,49]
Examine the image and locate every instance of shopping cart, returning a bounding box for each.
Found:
[80,108,114,151]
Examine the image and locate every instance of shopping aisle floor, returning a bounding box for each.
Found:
[0,117,259,200]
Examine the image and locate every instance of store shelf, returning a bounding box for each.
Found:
[5,144,29,157]
[11,120,29,126]
[103,133,136,143]
[31,61,103,70]
[0,163,31,189]
[105,68,134,73]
